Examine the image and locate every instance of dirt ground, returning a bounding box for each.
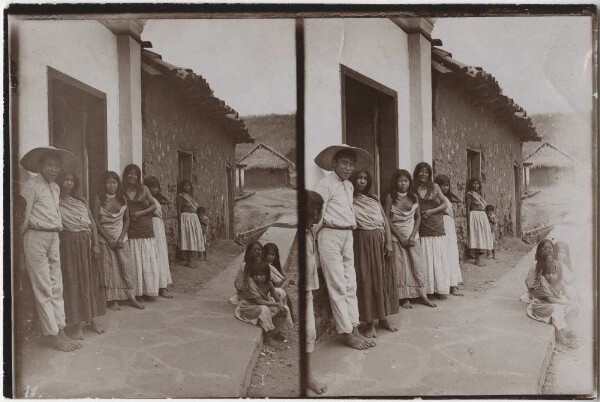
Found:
[234,188,297,234]
[169,239,245,294]
[459,237,532,292]
[248,241,300,397]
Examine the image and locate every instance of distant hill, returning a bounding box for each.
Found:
[525,111,593,165]
[236,114,296,163]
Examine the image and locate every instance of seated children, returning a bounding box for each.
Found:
[304,189,327,395]
[522,239,554,302]
[19,146,81,352]
[234,259,293,344]
[526,250,579,348]
[485,205,498,259]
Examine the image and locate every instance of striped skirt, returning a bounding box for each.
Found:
[179,212,205,252]
[152,217,172,288]
[468,211,494,251]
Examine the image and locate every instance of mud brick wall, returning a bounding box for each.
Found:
[432,76,524,259]
[141,74,237,262]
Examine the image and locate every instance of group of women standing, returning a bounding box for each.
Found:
[55,163,208,339]
[349,162,494,337]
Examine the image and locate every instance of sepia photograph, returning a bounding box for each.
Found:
[302,14,596,397]
[9,14,298,398]
[5,4,598,400]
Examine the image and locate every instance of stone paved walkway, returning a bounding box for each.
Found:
[310,241,557,397]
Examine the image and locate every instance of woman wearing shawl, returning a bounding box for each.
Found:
[58,172,105,339]
[177,179,205,267]
[384,169,437,309]
[350,170,398,338]
[466,178,494,266]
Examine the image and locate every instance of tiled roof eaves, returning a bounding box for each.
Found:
[142,50,254,144]
[432,48,540,142]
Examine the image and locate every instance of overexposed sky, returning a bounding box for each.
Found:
[433,16,593,114]
[143,19,296,116]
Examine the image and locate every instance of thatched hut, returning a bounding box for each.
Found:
[523,142,577,187]
[237,143,296,189]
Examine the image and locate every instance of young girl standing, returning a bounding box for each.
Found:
[350,170,398,337]
[177,179,205,267]
[527,251,579,348]
[434,174,463,297]
[385,169,436,309]
[234,260,293,344]
[58,172,105,339]
[122,164,160,301]
[145,177,173,299]
[92,171,144,311]
[413,162,451,298]
[465,178,494,266]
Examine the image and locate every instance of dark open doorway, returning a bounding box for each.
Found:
[341,65,398,200]
[48,67,107,200]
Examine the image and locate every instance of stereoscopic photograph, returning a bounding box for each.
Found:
[9,14,298,398]
[6,5,598,399]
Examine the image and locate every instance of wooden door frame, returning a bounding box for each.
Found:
[339,64,399,198]
[47,66,107,199]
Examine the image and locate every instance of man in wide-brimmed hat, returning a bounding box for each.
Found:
[313,144,376,350]
[19,146,81,352]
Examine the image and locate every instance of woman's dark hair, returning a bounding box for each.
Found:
[197,206,206,214]
[178,179,194,197]
[144,176,160,190]
[350,170,375,198]
[534,250,554,280]
[248,261,271,284]
[99,171,126,205]
[244,241,263,263]
[122,164,144,200]
[554,241,572,271]
[467,177,483,195]
[535,239,554,261]
[485,205,496,213]
[57,171,81,199]
[434,174,461,203]
[263,243,282,273]
[413,162,434,199]
[390,169,418,204]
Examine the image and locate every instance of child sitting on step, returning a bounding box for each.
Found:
[234,259,292,344]
[263,242,294,322]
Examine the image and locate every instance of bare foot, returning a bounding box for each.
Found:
[379,319,398,332]
[450,287,464,296]
[420,296,437,308]
[47,335,79,352]
[128,297,146,309]
[308,372,328,395]
[401,299,413,309]
[343,333,369,350]
[58,329,82,348]
[352,327,376,347]
[71,323,84,340]
[474,256,486,267]
[364,322,377,338]
[109,301,121,311]
[159,288,173,298]
[89,320,105,334]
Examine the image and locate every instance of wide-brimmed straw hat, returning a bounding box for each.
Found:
[314,144,373,171]
[20,146,79,174]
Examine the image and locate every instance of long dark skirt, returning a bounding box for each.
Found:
[354,228,399,322]
[59,231,105,324]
